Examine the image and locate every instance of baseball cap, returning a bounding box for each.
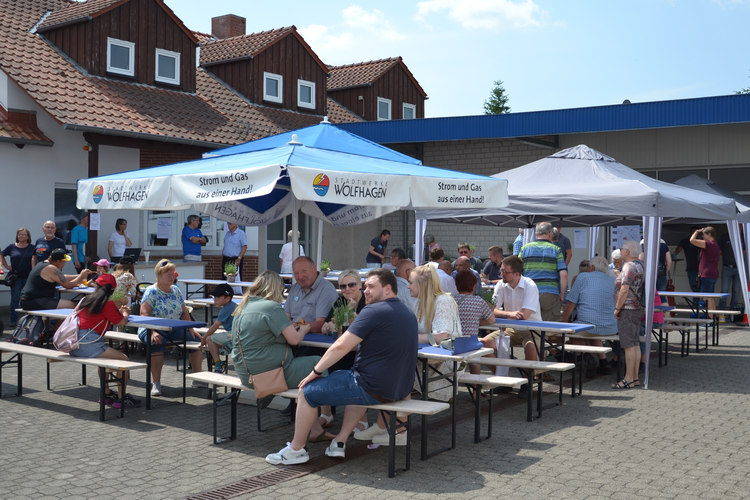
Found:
[210,284,235,298]
[94,258,110,268]
[49,248,71,262]
[95,273,117,288]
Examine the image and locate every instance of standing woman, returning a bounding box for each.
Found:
[612,239,645,389]
[690,227,720,318]
[137,259,204,397]
[108,219,132,263]
[68,274,140,409]
[1,228,35,328]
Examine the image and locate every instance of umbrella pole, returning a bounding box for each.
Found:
[316,219,323,270]
[292,197,299,284]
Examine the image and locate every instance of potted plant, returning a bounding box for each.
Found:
[506,242,514,254]
[320,259,331,277]
[224,261,238,282]
[330,302,356,338]
[479,288,496,309]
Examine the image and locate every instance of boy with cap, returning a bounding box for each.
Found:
[200,284,237,373]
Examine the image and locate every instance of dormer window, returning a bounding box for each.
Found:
[403,103,416,120]
[377,97,392,121]
[297,79,315,109]
[264,72,283,103]
[107,38,135,77]
[155,48,181,85]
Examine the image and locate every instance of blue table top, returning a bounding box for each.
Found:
[303,333,336,344]
[493,318,594,333]
[27,309,206,330]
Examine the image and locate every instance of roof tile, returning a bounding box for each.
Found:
[200,26,294,66]
[327,58,400,90]
[38,0,126,31]
[326,97,363,124]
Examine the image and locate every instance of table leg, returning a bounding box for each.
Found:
[146,340,152,410]
[451,360,458,450]
[182,337,187,404]
[98,367,106,422]
[420,358,428,461]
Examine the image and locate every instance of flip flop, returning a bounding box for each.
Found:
[318,413,334,428]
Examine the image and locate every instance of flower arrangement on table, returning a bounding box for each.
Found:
[320,259,331,272]
[330,302,357,337]
[224,262,238,281]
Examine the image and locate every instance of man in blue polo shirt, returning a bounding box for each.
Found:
[266,268,418,465]
[182,215,206,262]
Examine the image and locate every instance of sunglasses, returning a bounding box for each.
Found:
[160,260,171,267]
[340,282,360,289]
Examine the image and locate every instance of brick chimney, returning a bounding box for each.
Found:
[211,14,246,39]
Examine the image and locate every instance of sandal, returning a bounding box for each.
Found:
[352,420,370,433]
[318,413,334,428]
[631,379,640,387]
[611,379,633,390]
[308,430,337,443]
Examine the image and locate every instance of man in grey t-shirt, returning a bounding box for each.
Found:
[284,256,338,333]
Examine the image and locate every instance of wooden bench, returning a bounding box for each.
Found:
[664,317,713,353]
[186,371,449,478]
[457,373,527,442]
[472,357,574,421]
[560,344,612,396]
[0,342,147,421]
[666,311,740,347]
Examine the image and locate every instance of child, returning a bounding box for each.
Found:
[200,284,237,373]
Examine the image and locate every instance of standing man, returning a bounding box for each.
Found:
[222,222,247,276]
[182,215,206,262]
[512,229,524,256]
[366,229,390,266]
[717,231,744,311]
[552,227,573,267]
[520,222,568,322]
[481,246,504,285]
[266,269,418,464]
[607,249,623,279]
[31,220,66,267]
[70,213,89,272]
[675,227,702,293]
[285,256,338,333]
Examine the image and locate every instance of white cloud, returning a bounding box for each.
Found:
[298,24,352,51]
[342,5,407,41]
[414,0,545,30]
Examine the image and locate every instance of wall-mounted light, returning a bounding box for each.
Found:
[83,143,92,151]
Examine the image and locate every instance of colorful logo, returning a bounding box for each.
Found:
[313,174,329,197]
[92,185,104,204]
[273,204,286,219]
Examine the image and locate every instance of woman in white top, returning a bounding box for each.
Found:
[108,218,132,263]
[279,230,304,273]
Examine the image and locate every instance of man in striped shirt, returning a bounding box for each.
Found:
[519,222,568,322]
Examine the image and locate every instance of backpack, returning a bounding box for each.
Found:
[53,302,107,353]
[10,315,47,347]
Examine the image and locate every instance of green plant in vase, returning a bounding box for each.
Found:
[224,261,238,282]
[320,259,331,275]
[479,288,495,309]
[331,303,356,337]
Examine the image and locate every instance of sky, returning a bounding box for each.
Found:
[168,0,750,118]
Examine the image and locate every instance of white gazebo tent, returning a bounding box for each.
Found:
[416,145,739,388]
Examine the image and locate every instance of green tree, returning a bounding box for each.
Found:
[483,80,511,115]
[736,70,750,94]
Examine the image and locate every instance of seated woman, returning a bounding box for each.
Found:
[68,274,140,408]
[137,259,204,397]
[452,270,495,375]
[231,270,333,442]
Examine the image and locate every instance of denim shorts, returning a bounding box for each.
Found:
[68,329,108,358]
[137,327,197,353]
[700,277,717,294]
[302,370,380,408]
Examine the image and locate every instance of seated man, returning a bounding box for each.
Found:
[389,247,407,270]
[452,256,482,295]
[481,255,542,398]
[437,260,458,295]
[481,245,504,285]
[457,242,483,273]
[20,248,91,310]
[266,268,418,464]
[284,256,338,333]
[561,256,616,377]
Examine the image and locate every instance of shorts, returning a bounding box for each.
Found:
[505,327,534,347]
[137,327,198,353]
[68,328,108,358]
[617,309,643,348]
[302,370,380,408]
[539,293,562,322]
[20,296,60,311]
[210,331,231,346]
[700,277,717,294]
[183,254,202,262]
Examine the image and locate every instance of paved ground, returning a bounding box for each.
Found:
[1,307,749,499]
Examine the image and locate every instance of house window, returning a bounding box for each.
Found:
[377,97,392,121]
[297,79,315,109]
[264,72,283,103]
[145,211,223,249]
[155,48,180,85]
[403,103,416,120]
[107,38,135,77]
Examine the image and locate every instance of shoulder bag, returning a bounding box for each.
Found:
[235,324,288,399]
[3,245,32,287]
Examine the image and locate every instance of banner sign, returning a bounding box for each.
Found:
[301,203,399,228]
[77,178,171,209]
[196,192,294,227]
[170,165,280,206]
[410,178,508,209]
[288,167,411,207]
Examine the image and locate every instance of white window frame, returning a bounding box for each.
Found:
[107,37,135,77]
[377,97,392,121]
[403,102,416,120]
[155,48,181,85]
[264,72,283,103]
[297,79,316,109]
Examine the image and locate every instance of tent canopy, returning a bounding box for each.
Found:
[673,174,750,223]
[77,122,508,227]
[417,145,738,227]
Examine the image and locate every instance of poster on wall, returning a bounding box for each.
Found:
[610,225,642,250]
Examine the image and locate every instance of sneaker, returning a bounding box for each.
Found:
[325,439,346,458]
[266,443,309,465]
[191,380,209,388]
[279,401,293,416]
[372,431,407,447]
[150,381,162,397]
[99,392,118,406]
[213,360,226,373]
[353,424,387,441]
[113,393,142,409]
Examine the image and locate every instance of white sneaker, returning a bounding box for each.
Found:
[324,439,346,458]
[353,424,387,441]
[191,380,208,388]
[150,381,162,397]
[371,430,407,447]
[266,443,309,465]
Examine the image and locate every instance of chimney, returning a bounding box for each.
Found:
[211,14,246,39]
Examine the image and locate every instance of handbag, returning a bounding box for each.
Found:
[236,322,288,399]
[3,270,18,287]
[10,315,47,346]
[695,274,702,290]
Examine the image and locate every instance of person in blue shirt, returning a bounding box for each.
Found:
[182,215,206,262]
[70,213,89,272]
[200,284,237,373]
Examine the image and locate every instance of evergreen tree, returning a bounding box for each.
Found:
[483,80,511,114]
